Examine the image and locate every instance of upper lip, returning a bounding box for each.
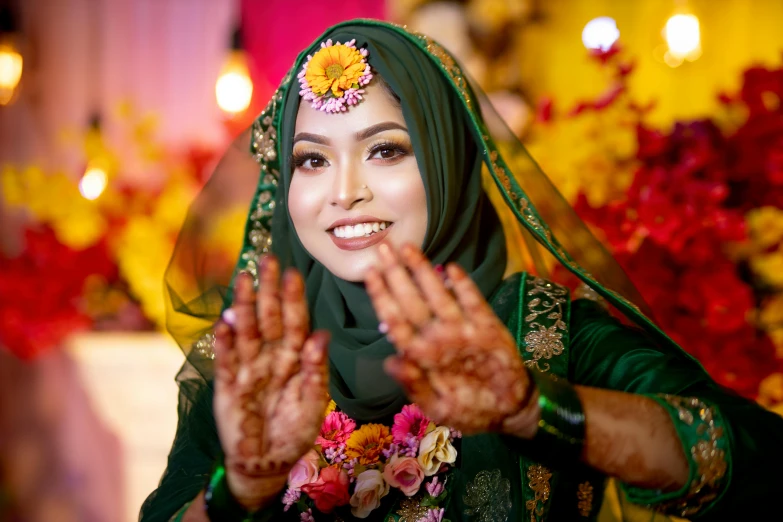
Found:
[327,215,390,231]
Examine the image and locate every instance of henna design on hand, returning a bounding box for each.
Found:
[365,243,534,435]
[213,256,329,507]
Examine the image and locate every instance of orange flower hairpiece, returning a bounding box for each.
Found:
[298,39,373,113]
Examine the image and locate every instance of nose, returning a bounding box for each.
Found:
[329,161,372,210]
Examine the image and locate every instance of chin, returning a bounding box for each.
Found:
[325,250,378,282]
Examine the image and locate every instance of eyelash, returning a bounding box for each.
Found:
[291,140,412,172]
[365,139,411,162]
[292,149,328,171]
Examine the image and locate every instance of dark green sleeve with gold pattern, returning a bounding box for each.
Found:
[569,298,783,519]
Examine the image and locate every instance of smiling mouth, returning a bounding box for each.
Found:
[330,221,392,238]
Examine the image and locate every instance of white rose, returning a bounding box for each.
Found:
[417,426,457,476]
[349,469,390,519]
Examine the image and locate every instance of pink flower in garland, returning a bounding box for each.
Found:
[392,404,431,444]
[316,411,356,450]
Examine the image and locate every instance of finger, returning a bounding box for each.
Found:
[446,263,495,320]
[400,244,462,323]
[281,268,309,353]
[300,330,330,406]
[213,321,238,383]
[365,266,416,350]
[257,255,284,342]
[377,242,432,327]
[233,272,262,364]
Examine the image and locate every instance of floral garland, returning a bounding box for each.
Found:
[283,402,460,521]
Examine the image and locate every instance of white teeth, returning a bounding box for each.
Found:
[331,221,391,239]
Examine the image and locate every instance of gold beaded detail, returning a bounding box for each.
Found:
[649,395,728,517]
[463,469,512,522]
[523,277,568,372]
[193,332,215,360]
[525,464,552,522]
[577,481,594,517]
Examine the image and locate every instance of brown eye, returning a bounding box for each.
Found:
[293,151,330,171]
[307,157,327,169]
[368,143,408,162]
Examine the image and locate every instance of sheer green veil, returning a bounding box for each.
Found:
[144,18,704,522]
[164,19,696,379]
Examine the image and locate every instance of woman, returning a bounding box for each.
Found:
[142,20,783,522]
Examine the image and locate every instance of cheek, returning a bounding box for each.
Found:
[288,175,326,232]
[381,165,428,238]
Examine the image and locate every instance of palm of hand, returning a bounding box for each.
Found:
[399,313,528,433]
[366,243,530,435]
[213,261,329,504]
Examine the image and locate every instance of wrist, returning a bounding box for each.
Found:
[500,365,540,439]
[204,457,288,520]
[224,467,287,511]
[501,381,541,439]
[500,371,586,467]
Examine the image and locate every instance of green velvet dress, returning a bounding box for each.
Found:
[142,272,783,522]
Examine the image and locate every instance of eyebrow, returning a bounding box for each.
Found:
[292,121,408,146]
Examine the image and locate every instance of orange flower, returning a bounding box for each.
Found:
[345,424,393,466]
[305,43,367,98]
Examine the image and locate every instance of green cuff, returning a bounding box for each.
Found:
[168,502,190,522]
[621,394,731,519]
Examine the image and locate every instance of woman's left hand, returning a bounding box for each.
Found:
[365,242,535,435]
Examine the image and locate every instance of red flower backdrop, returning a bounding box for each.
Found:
[0,109,225,361]
[540,45,783,398]
[0,228,115,360]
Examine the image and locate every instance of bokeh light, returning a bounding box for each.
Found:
[79,166,108,200]
[582,17,620,52]
[215,50,253,114]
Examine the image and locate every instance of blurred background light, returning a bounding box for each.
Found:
[582,16,620,51]
[0,5,22,106]
[664,12,701,66]
[216,28,253,115]
[79,164,108,200]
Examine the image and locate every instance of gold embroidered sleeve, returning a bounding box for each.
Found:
[621,394,730,518]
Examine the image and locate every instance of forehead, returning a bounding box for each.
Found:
[294,82,405,136]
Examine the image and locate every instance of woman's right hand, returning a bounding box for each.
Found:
[212,256,330,510]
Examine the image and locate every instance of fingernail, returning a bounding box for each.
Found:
[378,321,389,334]
[222,308,237,326]
[378,242,391,258]
[434,264,448,282]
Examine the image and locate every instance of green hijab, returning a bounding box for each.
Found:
[272,23,508,422]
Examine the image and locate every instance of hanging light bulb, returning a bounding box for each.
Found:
[79,116,109,200]
[216,28,253,115]
[0,7,22,105]
[663,7,701,67]
[79,163,108,200]
[582,17,620,52]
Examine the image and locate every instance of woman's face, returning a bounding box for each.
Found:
[288,82,428,282]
